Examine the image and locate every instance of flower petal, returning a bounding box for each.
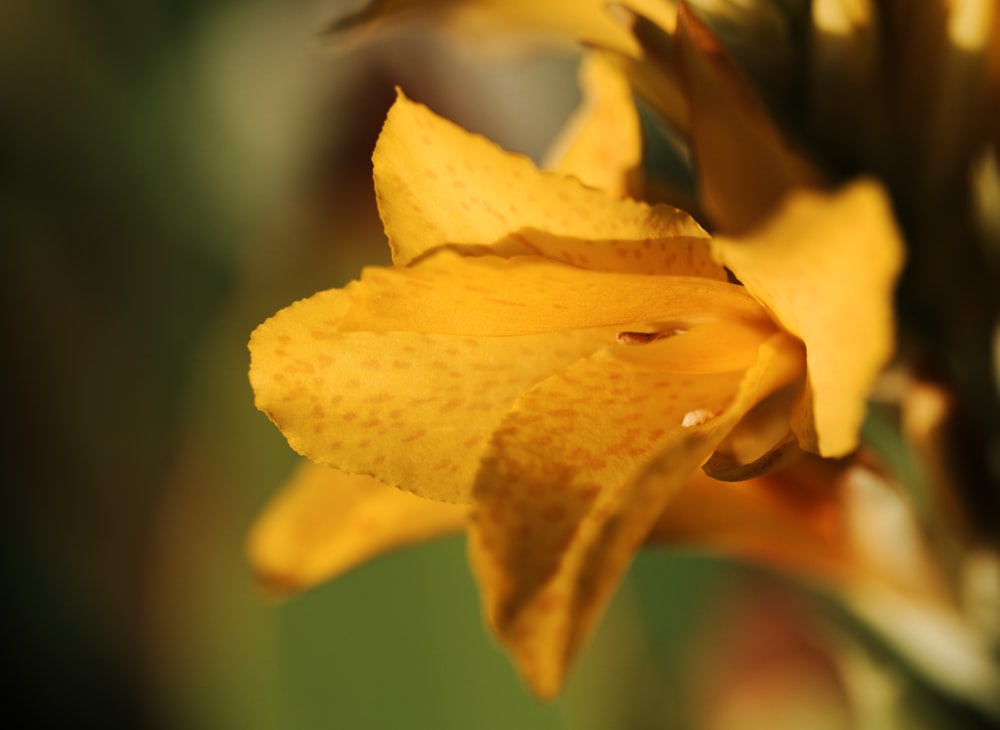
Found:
[249,287,621,502]
[373,92,718,275]
[468,328,803,696]
[653,456,955,604]
[648,456,854,583]
[248,462,467,596]
[711,180,904,457]
[543,53,644,199]
[703,356,806,481]
[341,252,768,336]
[676,4,824,233]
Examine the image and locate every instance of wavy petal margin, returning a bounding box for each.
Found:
[711,180,904,457]
[373,92,713,272]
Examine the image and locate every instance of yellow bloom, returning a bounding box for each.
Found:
[247,57,904,695]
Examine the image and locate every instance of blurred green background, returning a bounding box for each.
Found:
[0,2,911,728]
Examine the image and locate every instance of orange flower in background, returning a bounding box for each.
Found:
[247,51,904,696]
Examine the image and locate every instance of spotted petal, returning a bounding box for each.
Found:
[468,327,804,696]
[373,92,717,275]
[249,287,623,502]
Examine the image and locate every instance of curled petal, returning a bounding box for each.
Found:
[711,180,904,457]
[703,431,804,482]
[248,462,467,597]
[703,362,806,481]
[468,329,802,696]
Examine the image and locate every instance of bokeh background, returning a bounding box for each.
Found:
[1,2,950,728]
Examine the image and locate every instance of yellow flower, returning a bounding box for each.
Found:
[247,55,904,696]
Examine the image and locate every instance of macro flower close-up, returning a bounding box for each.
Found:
[244,0,1000,723]
[7,0,1000,728]
[248,22,907,699]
